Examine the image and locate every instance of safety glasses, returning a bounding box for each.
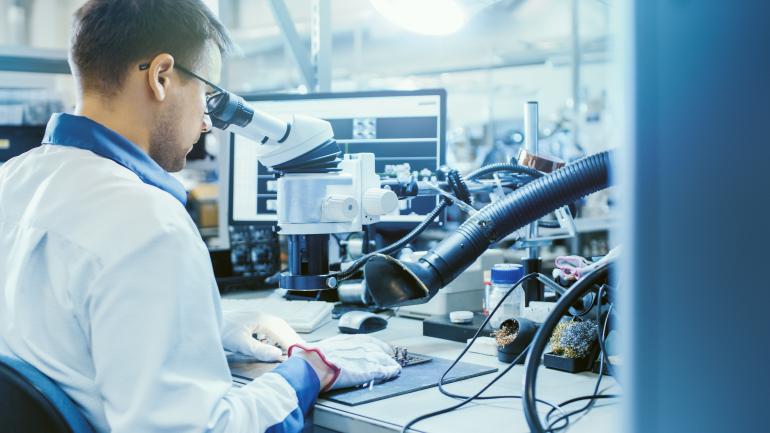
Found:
[138,62,225,115]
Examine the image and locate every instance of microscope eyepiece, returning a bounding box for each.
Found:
[207,92,254,129]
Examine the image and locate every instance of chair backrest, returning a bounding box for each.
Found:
[0,355,95,433]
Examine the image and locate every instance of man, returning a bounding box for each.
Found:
[0,1,399,432]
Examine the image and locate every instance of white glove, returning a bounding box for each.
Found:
[311,334,402,390]
[221,311,304,362]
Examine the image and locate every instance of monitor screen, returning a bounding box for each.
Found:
[0,126,45,163]
[229,89,446,226]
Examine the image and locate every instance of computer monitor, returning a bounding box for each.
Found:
[0,126,45,163]
[228,89,446,227]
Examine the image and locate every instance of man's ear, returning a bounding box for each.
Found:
[146,53,175,102]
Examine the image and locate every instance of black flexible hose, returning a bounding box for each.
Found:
[419,150,612,295]
[537,219,561,229]
[364,150,613,308]
[467,163,577,229]
[522,262,612,433]
[466,162,543,180]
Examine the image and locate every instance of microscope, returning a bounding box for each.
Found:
[206,91,398,292]
[207,89,614,308]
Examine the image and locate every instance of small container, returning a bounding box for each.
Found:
[488,264,525,329]
[482,280,492,316]
[496,318,538,364]
[543,352,595,373]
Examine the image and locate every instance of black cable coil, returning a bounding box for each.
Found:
[445,169,472,205]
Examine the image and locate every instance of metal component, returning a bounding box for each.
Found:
[522,257,543,306]
[524,102,540,261]
[280,273,335,291]
[322,195,359,222]
[311,0,332,92]
[391,346,431,368]
[523,101,544,304]
[524,101,539,155]
[492,173,506,199]
[326,276,338,289]
[422,182,477,216]
[536,274,567,295]
[337,281,370,305]
[268,0,316,90]
[571,0,581,152]
[517,149,565,173]
[282,234,330,290]
[513,206,578,246]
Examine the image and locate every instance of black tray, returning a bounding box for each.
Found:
[543,352,594,373]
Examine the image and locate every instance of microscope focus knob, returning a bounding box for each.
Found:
[363,188,398,216]
[323,195,359,221]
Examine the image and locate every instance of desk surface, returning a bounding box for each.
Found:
[224,291,621,433]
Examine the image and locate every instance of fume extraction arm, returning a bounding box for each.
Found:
[363,150,614,308]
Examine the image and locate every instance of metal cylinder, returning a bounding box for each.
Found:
[287,234,330,276]
[524,101,539,155]
[524,101,540,259]
[337,281,371,305]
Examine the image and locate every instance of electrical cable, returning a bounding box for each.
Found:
[545,307,612,431]
[568,286,599,318]
[466,162,577,230]
[522,260,614,433]
[466,163,543,181]
[334,199,449,281]
[544,301,615,432]
[595,284,617,380]
[445,169,472,205]
[436,273,546,400]
[400,273,567,433]
[399,263,619,432]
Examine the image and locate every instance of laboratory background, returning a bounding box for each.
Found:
[0,0,767,432]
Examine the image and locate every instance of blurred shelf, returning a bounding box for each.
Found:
[0,46,70,74]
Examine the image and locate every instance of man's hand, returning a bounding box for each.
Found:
[291,335,402,391]
[221,311,304,362]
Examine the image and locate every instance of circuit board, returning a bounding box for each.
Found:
[400,353,432,367]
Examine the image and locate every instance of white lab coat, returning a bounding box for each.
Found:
[0,144,315,432]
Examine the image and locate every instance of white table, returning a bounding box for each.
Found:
[224,292,621,433]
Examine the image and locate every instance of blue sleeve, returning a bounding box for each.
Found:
[266,357,320,433]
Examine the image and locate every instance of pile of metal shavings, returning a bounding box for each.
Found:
[492,319,520,347]
[549,319,598,359]
[549,321,569,355]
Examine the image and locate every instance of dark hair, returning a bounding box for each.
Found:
[70,0,234,95]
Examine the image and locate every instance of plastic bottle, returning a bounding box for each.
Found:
[488,263,525,329]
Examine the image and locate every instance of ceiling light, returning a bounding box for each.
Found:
[370,0,468,36]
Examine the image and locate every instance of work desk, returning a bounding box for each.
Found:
[224,292,621,433]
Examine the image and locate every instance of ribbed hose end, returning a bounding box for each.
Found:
[364,254,439,308]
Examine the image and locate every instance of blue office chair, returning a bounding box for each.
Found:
[0,355,95,433]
